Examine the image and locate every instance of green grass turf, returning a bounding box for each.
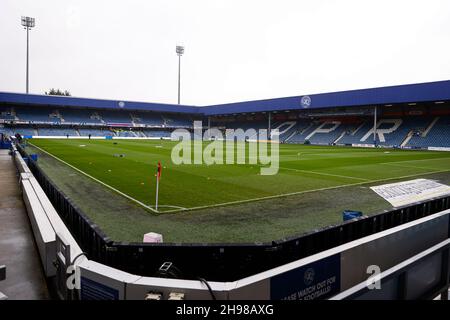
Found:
[26,139,450,242]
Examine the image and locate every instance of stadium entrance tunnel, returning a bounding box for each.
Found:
[14,143,450,282]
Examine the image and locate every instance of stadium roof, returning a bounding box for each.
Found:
[204,80,450,115]
[0,91,200,114]
[1,80,449,116]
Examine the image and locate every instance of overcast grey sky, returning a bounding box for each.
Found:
[1,0,450,106]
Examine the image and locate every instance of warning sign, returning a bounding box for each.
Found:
[370,179,450,207]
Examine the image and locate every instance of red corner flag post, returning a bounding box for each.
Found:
[155,161,162,211]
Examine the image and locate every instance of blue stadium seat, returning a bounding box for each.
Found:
[2,104,450,149]
[338,117,430,147]
[408,117,450,148]
[78,129,115,136]
[37,128,79,136]
[142,130,171,138]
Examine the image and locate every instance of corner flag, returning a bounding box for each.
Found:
[155,161,162,211]
[157,161,162,180]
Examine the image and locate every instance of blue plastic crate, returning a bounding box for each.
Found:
[343,210,363,221]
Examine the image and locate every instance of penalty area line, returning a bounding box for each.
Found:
[29,142,159,213]
[278,166,370,181]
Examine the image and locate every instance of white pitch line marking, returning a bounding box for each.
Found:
[278,166,369,181]
[162,168,450,213]
[147,204,187,210]
[382,162,443,171]
[29,142,450,215]
[29,142,159,213]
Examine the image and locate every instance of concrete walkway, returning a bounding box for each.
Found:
[0,149,49,299]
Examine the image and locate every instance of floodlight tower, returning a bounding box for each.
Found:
[21,16,35,94]
[176,45,184,104]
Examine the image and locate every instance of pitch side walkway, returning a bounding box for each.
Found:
[0,149,49,299]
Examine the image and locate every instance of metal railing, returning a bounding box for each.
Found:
[331,239,450,300]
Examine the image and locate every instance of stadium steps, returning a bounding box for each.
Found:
[407,117,450,148]
[334,130,347,144]
[271,121,280,129]
[284,130,298,142]
[273,121,296,141]
[400,131,414,147]
[49,110,64,123]
[338,121,374,145]
[287,122,319,143]
[301,123,314,135]
[130,113,138,125]
[0,108,19,121]
[305,121,342,141]
[285,121,309,142]
[273,121,296,132]
[352,122,366,136]
[161,115,169,127]
[422,117,439,137]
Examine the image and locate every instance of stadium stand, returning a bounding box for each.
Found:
[60,108,103,124]
[132,112,164,126]
[100,110,133,125]
[287,121,320,144]
[8,127,36,137]
[266,121,295,141]
[209,115,449,148]
[283,120,312,142]
[115,130,137,137]
[209,120,268,140]
[308,122,353,145]
[163,114,193,128]
[142,130,171,138]
[14,106,59,123]
[0,81,449,148]
[3,110,450,148]
[78,128,115,136]
[0,107,17,120]
[0,127,14,137]
[2,113,449,147]
[408,116,450,148]
[0,104,192,138]
[337,117,430,147]
[38,128,79,136]
[0,105,192,127]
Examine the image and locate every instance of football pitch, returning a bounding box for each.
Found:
[26,139,450,243]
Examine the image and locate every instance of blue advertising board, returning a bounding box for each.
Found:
[80,277,119,300]
[270,254,340,300]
